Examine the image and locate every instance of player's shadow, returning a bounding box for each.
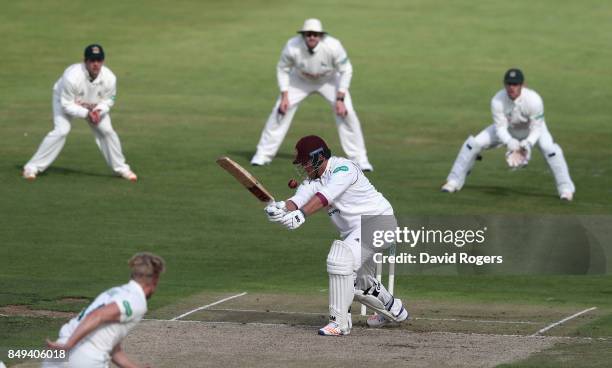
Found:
[468,185,555,199]
[14,165,111,178]
[227,150,295,162]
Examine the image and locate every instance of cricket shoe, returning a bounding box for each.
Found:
[121,170,138,182]
[318,321,350,336]
[22,167,37,181]
[358,162,374,172]
[366,308,410,328]
[250,155,271,166]
[441,180,459,193]
[560,192,574,201]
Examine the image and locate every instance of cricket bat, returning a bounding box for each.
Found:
[216,156,275,203]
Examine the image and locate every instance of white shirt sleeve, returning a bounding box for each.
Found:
[288,180,319,208]
[317,164,358,204]
[115,296,144,323]
[333,42,352,93]
[60,77,90,118]
[525,94,545,146]
[491,97,513,145]
[94,73,116,115]
[276,42,293,92]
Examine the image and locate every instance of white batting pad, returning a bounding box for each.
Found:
[354,275,407,323]
[447,135,482,189]
[543,143,575,195]
[327,240,355,329]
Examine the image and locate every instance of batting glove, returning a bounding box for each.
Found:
[280,210,306,230]
[265,201,286,223]
[506,138,520,152]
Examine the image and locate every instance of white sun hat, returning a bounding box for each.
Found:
[298,18,326,34]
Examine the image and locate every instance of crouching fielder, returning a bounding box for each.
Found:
[442,68,575,201]
[43,252,165,368]
[265,135,408,336]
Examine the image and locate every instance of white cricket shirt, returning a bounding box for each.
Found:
[491,87,545,146]
[53,63,117,119]
[289,157,393,238]
[277,35,353,93]
[58,280,147,355]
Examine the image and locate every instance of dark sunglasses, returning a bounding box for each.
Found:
[303,32,322,38]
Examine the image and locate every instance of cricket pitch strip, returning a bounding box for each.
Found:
[123,291,603,368]
[7,291,607,368]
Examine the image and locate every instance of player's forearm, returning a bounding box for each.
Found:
[95,87,116,114]
[494,123,513,145]
[62,100,90,118]
[525,121,543,146]
[285,194,325,216]
[277,67,291,92]
[94,101,112,115]
[300,194,326,216]
[336,71,351,94]
[63,313,104,349]
[112,347,144,368]
[336,59,352,93]
[286,200,298,211]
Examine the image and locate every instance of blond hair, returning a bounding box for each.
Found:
[128,252,166,283]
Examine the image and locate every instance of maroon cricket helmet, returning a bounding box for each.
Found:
[293,135,331,165]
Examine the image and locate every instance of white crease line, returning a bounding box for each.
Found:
[142,319,607,340]
[198,307,538,324]
[532,307,597,336]
[170,292,248,321]
[415,317,538,325]
[208,307,324,316]
[145,318,319,328]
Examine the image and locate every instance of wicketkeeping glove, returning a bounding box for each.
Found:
[265,201,286,222]
[280,210,306,230]
[505,147,530,169]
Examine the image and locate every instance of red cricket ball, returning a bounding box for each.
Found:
[288,179,298,189]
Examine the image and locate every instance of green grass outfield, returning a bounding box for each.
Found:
[1,0,611,366]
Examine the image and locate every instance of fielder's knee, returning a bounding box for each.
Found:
[96,124,115,137]
[327,240,354,276]
[465,135,483,154]
[52,124,71,137]
[541,142,561,158]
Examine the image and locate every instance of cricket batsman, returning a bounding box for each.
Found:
[441,68,575,200]
[43,252,165,367]
[265,135,408,336]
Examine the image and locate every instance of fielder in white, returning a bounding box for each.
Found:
[43,252,165,368]
[442,68,575,200]
[251,19,373,172]
[23,44,137,182]
[266,135,408,336]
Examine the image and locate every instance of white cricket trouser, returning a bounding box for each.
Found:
[447,122,575,195]
[252,72,370,165]
[40,338,110,368]
[25,94,131,175]
[339,211,397,291]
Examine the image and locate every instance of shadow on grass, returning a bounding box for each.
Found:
[466,185,556,200]
[13,164,112,179]
[226,150,295,162]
